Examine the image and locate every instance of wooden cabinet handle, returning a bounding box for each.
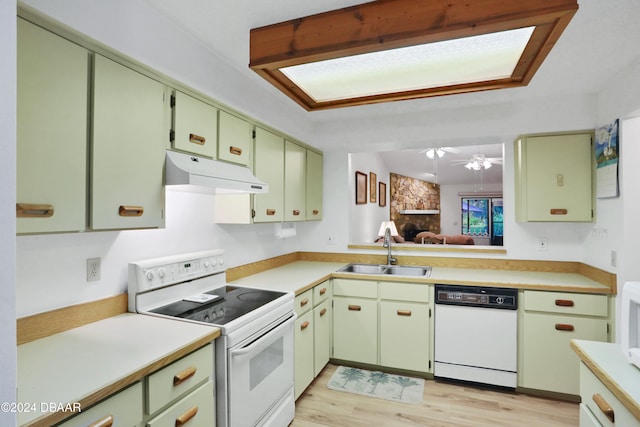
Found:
[300,298,309,307]
[118,205,144,217]
[173,366,197,386]
[555,299,574,307]
[555,323,574,331]
[189,133,206,145]
[320,308,327,316]
[88,415,114,427]
[16,203,54,218]
[229,146,242,156]
[319,287,327,295]
[550,208,568,215]
[301,321,310,330]
[266,209,276,216]
[292,210,301,216]
[592,393,615,423]
[312,209,319,215]
[348,305,361,311]
[175,406,199,427]
[397,310,412,317]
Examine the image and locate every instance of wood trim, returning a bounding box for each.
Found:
[249,0,578,110]
[226,252,299,282]
[17,294,128,345]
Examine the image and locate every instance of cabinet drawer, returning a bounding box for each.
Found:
[379,282,430,303]
[333,279,378,298]
[58,382,142,427]
[313,281,331,306]
[147,344,213,415]
[295,289,313,316]
[580,362,638,427]
[147,380,215,427]
[524,291,608,317]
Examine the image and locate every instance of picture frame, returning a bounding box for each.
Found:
[369,172,377,203]
[355,171,367,204]
[379,182,387,207]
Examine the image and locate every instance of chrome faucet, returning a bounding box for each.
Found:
[383,227,397,266]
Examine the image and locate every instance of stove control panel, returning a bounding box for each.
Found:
[129,249,225,291]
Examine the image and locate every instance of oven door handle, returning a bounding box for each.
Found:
[231,314,296,357]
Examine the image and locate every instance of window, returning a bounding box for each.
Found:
[461,197,503,245]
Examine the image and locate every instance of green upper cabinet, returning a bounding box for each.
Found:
[171,91,218,158]
[284,141,306,221]
[514,131,594,222]
[218,110,253,166]
[254,127,285,223]
[306,150,323,221]
[16,19,88,234]
[91,55,167,230]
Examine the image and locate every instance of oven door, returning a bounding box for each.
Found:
[228,313,295,427]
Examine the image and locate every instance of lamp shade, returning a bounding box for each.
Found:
[378,221,399,237]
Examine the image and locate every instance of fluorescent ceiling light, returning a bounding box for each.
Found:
[281,27,534,103]
[250,0,578,111]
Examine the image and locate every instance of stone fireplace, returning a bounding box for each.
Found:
[389,173,440,241]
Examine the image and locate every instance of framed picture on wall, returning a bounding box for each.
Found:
[379,182,387,207]
[355,171,367,204]
[370,172,377,203]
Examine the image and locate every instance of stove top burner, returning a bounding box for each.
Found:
[150,286,287,326]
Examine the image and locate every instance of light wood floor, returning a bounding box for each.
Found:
[291,364,579,427]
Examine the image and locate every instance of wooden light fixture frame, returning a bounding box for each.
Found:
[249,0,578,111]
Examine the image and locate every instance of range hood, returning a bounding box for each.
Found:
[165,150,268,194]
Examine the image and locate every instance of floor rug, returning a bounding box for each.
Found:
[327,366,424,404]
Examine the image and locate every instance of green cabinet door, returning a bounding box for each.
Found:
[17,19,88,233]
[380,300,430,372]
[254,127,284,222]
[333,296,378,364]
[284,141,306,221]
[91,55,166,230]
[515,132,594,222]
[172,91,218,158]
[295,310,314,400]
[218,110,253,166]
[313,298,332,377]
[306,150,323,220]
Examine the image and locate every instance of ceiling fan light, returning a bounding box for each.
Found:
[436,148,446,158]
[426,149,435,159]
[483,159,492,169]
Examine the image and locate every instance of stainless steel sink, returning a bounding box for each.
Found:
[385,265,432,277]
[338,263,388,274]
[337,263,431,277]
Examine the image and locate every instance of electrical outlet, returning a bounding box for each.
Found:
[327,236,336,245]
[536,238,548,251]
[87,257,101,282]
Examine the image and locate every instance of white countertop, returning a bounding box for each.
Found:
[232,261,611,295]
[18,313,219,426]
[571,339,640,420]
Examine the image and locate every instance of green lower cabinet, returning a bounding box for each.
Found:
[313,298,332,377]
[332,296,378,365]
[379,300,430,372]
[294,310,315,400]
[519,290,610,396]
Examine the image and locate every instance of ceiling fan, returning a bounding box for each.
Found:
[424,146,460,159]
[451,153,503,170]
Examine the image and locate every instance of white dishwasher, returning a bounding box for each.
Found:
[434,284,518,388]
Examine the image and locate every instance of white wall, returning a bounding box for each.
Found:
[348,152,392,243]
[0,1,17,424]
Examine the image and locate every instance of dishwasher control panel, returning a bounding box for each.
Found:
[435,284,517,309]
